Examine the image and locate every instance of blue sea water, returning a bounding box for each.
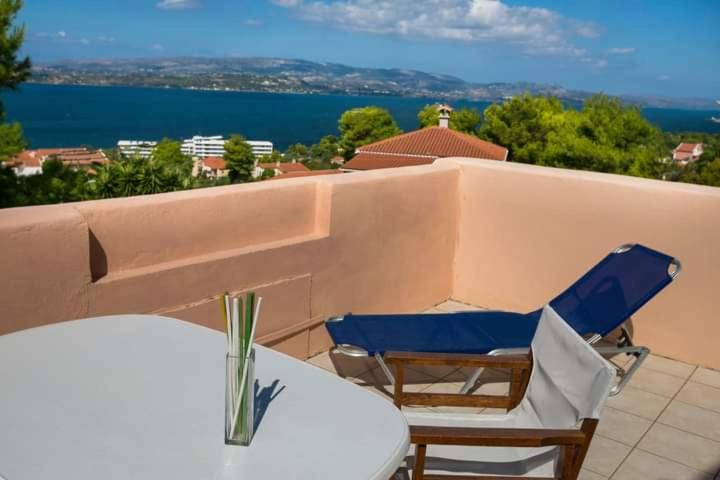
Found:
[4,84,719,151]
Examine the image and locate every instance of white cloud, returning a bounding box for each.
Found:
[657,75,670,81]
[57,30,67,38]
[272,0,601,57]
[609,47,635,54]
[152,43,165,50]
[156,0,200,10]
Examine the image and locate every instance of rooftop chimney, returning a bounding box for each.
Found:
[437,103,453,128]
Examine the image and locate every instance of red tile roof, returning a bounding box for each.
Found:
[675,143,701,153]
[673,151,693,161]
[203,156,227,170]
[8,148,108,169]
[266,170,343,180]
[344,126,508,171]
[342,153,435,170]
[258,162,309,173]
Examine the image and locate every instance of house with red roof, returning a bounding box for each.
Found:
[200,156,229,178]
[4,148,109,176]
[672,143,704,166]
[343,105,508,171]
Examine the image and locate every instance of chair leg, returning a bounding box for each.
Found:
[375,352,395,386]
[412,444,427,480]
[459,368,483,394]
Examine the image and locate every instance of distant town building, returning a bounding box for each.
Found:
[4,148,109,176]
[200,156,229,178]
[117,140,158,159]
[343,105,508,171]
[181,136,273,159]
[255,161,309,178]
[672,143,704,166]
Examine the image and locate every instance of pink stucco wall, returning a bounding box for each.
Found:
[1,159,719,368]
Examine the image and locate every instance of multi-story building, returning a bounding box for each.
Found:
[181,136,273,159]
[117,141,158,159]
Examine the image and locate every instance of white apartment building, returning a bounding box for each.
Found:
[181,136,273,159]
[117,140,158,159]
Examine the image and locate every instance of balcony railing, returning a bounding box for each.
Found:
[1,158,719,369]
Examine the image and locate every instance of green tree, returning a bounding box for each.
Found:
[417,105,482,134]
[677,157,720,187]
[338,107,401,159]
[0,0,31,208]
[478,94,665,178]
[284,143,309,162]
[151,138,192,176]
[224,134,256,183]
[0,121,25,162]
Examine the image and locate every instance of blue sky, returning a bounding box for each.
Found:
[21,0,720,98]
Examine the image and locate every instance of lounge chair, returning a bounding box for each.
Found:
[325,243,680,395]
[388,305,616,480]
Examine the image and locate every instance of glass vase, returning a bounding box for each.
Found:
[225,349,254,446]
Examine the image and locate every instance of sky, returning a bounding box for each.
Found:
[21,0,720,98]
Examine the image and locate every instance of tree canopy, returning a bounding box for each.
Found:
[151,138,192,176]
[417,105,482,134]
[223,134,256,183]
[478,94,666,178]
[338,107,401,159]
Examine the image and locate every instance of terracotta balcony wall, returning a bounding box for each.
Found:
[1,159,719,368]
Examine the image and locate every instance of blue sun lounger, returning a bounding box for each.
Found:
[325,244,681,395]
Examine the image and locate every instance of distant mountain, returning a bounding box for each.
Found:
[30,57,718,110]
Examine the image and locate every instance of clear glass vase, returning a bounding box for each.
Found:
[225,349,255,446]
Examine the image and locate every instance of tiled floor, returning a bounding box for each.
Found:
[307,300,720,480]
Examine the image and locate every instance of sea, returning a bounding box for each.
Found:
[5,84,720,151]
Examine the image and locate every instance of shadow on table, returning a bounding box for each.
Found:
[253,378,285,433]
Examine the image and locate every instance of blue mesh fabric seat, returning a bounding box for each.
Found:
[326,244,679,358]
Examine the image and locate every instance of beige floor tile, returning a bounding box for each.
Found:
[643,354,697,379]
[421,381,489,414]
[691,367,720,389]
[354,367,438,398]
[583,435,632,477]
[676,382,720,414]
[310,350,377,379]
[627,367,686,398]
[612,449,713,480]
[597,406,653,446]
[659,400,720,442]
[435,300,480,312]
[606,385,671,420]
[638,423,720,474]
[579,469,608,480]
[406,364,459,380]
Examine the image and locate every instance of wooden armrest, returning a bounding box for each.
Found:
[411,425,586,447]
[385,351,531,369]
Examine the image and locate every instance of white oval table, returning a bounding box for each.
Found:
[0,315,409,480]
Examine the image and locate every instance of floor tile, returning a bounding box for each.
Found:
[691,367,720,389]
[606,385,672,420]
[421,380,501,414]
[308,350,377,379]
[612,449,712,480]
[638,423,720,474]
[597,406,653,446]
[659,400,720,442]
[435,300,479,312]
[583,435,632,477]
[627,367,686,398]
[676,382,720,414]
[579,469,608,480]
[643,354,696,379]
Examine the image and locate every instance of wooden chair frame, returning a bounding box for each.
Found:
[385,351,599,480]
